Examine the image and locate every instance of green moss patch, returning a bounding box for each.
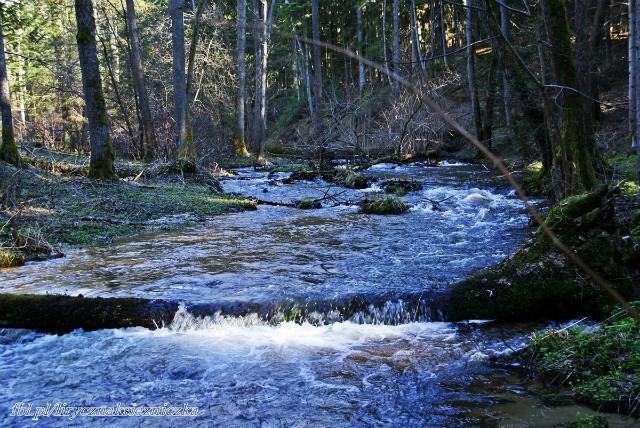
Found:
[1,159,256,248]
[295,198,321,210]
[360,197,409,215]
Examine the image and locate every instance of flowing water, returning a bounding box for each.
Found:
[0,163,633,427]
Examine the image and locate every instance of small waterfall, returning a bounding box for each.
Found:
[168,291,452,331]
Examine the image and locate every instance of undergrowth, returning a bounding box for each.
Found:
[519,302,640,416]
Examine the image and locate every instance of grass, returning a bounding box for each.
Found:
[1,153,257,263]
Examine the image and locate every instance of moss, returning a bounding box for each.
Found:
[232,134,250,157]
[0,129,20,166]
[75,26,92,45]
[360,197,409,215]
[0,248,25,269]
[295,198,321,209]
[382,180,423,196]
[344,171,368,189]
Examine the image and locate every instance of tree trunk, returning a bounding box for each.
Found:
[465,0,483,144]
[311,0,324,166]
[631,0,640,182]
[302,42,314,115]
[392,0,400,96]
[411,0,425,74]
[574,0,597,161]
[185,0,206,160]
[258,0,276,159]
[587,0,610,122]
[541,0,597,195]
[126,0,157,160]
[501,5,516,146]
[357,4,365,94]
[74,0,116,179]
[168,0,191,159]
[251,0,262,150]
[382,0,393,87]
[234,0,249,156]
[0,13,19,166]
[440,0,448,68]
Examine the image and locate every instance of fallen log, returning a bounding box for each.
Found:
[0,294,179,333]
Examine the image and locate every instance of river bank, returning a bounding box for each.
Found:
[0,156,257,267]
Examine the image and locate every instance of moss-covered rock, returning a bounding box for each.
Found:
[295,198,321,209]
[381,179,423,196]
[360,197,409,215]
[328,168,369,189]
[344,171,368,189]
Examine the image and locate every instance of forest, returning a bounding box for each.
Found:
[0,0,639,426]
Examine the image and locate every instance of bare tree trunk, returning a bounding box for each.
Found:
[541,0,597,194]
[412,0,425,74]
[357,4,365,94]
[234,0,249,156]
[631,0,640,181]
[382,0,393,87]
[574,0,598,161]
[302,42,314,115]
[392,0,400,96]
[501,5,516,146]
[258,0,276,159]
[75,0,116,179]
[311,0,324,166]
[465,0,483,144]
[440,0,448,68]
[184,0,206,160]
[15,24,26,138]
[0,13,19,166]
[126,0,157,160]
[168,0,191,159]
[251,0,262,150]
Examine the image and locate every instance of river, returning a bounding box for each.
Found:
[0,162,630,427]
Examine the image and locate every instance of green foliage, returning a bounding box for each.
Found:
[564,414,609,428]
[360,197,409,215]
[521,303,640,415]
[608,155,638,191]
